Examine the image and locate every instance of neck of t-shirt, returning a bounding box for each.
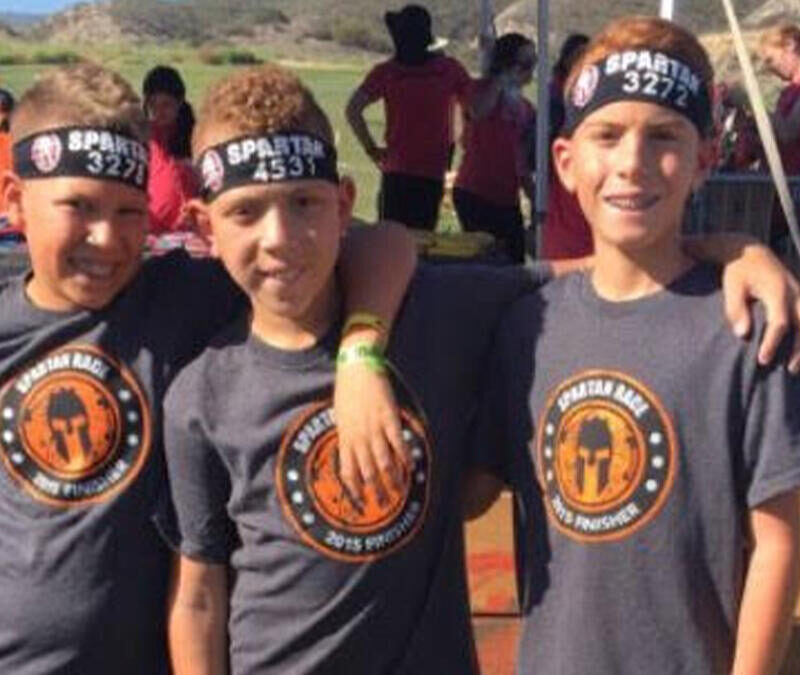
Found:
[590,235,693,302]
[249,280,341,351]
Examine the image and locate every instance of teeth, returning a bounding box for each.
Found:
[607,196,655,210]
[72,259,115,279]
[264,269,299,283]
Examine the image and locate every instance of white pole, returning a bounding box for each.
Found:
[479,0,496,77]
[534,0,550,257]
[720,0,800,256]
[660,0,675,20]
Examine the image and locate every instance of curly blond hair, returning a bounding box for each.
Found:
[11,62,147,143]
[192,64,334,157]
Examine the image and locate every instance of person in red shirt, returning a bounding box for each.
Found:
[0,89,14,224]
[346,4,471,230]
[453,33,536,263]
[142,66,199,236]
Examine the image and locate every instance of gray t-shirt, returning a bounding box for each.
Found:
[163,263,547,675]
[0,251,241,675]
[474,263,800,675]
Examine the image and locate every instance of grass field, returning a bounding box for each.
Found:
[0,51,462,230]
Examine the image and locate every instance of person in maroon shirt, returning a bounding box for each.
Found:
[760,24,800,255]
[142,66,200,236]
[346,4,470,230]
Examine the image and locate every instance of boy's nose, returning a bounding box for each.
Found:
[258,207,293,251]
[85,220,118,248]
[615,133,650,180]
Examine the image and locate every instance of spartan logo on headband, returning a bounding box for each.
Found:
[564,49,711,135]
[13,127,149,190]
[198,131,340,200]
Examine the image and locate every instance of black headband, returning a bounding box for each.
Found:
[13,127,149,191]
[563,49,712,136]
[197,131,339,202]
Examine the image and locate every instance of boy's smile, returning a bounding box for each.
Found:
[553,100,712,253]
[4,176,147,312]
[199,178,354,347]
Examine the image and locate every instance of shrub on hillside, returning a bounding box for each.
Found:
[31,50,82,65]
[198,47,263,66]
[0,53,27,65]
[331,17,391,53]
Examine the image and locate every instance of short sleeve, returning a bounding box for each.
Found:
[742,331,800,508]
[162,374,237,563]
[469,295,540,489]
[450,59,473,103]
[359,63,389,100]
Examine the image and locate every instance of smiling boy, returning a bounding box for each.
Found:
[472,17,800,675]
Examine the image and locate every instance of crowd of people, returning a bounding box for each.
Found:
[0,5,798,675]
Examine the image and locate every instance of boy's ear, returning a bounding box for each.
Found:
[337,176,356,238]
[186,197,211,236]
[1,171,24,231]
[692,138,716,192]
[551,137,577,193]
[185,197,218,257]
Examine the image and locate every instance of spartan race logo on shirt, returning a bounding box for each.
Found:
[0,345,150,507]
[277,400,431,563]
[537,370,677,543]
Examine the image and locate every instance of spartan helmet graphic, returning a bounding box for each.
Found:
[576,417,613,500]
[47,388,92,469]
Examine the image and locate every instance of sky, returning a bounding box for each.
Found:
[0,0,86,13]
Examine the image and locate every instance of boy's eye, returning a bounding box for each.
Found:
[59,198,92,215]
[291,192,325,211]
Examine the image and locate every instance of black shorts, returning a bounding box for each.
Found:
[378,172,444,231]
[453,187,525,263]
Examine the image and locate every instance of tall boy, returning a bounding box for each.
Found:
[473,16,800,675]
[0,63,416,674]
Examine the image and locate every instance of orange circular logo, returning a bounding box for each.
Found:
[277,401,431,562]
[0,345,151,506]
[537,370,677,543]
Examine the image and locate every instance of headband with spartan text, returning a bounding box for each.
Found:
[197,131,340,202]
[563,49,712,136]
[13,127,149,191]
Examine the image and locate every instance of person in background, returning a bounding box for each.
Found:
[0,88,14,224]
[453,33,536,263]
[540,32,594,260]
[142,65,199,236]
[346,4,471,230]
[760,25,800,259]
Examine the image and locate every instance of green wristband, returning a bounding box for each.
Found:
[336,342,387,373]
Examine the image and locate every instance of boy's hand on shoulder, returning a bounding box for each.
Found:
[718,241,800,373]
[333,329,411,504]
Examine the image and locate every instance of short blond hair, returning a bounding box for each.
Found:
[566,16,714,107]
[11,62,147,143]
[760,23,800,52]
[192,64,334,158]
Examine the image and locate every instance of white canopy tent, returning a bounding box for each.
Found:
[477,0,800,259]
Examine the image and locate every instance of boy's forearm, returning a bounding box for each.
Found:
[337,222,417,347]
[169,558,229,675]
[732,492,800,675]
